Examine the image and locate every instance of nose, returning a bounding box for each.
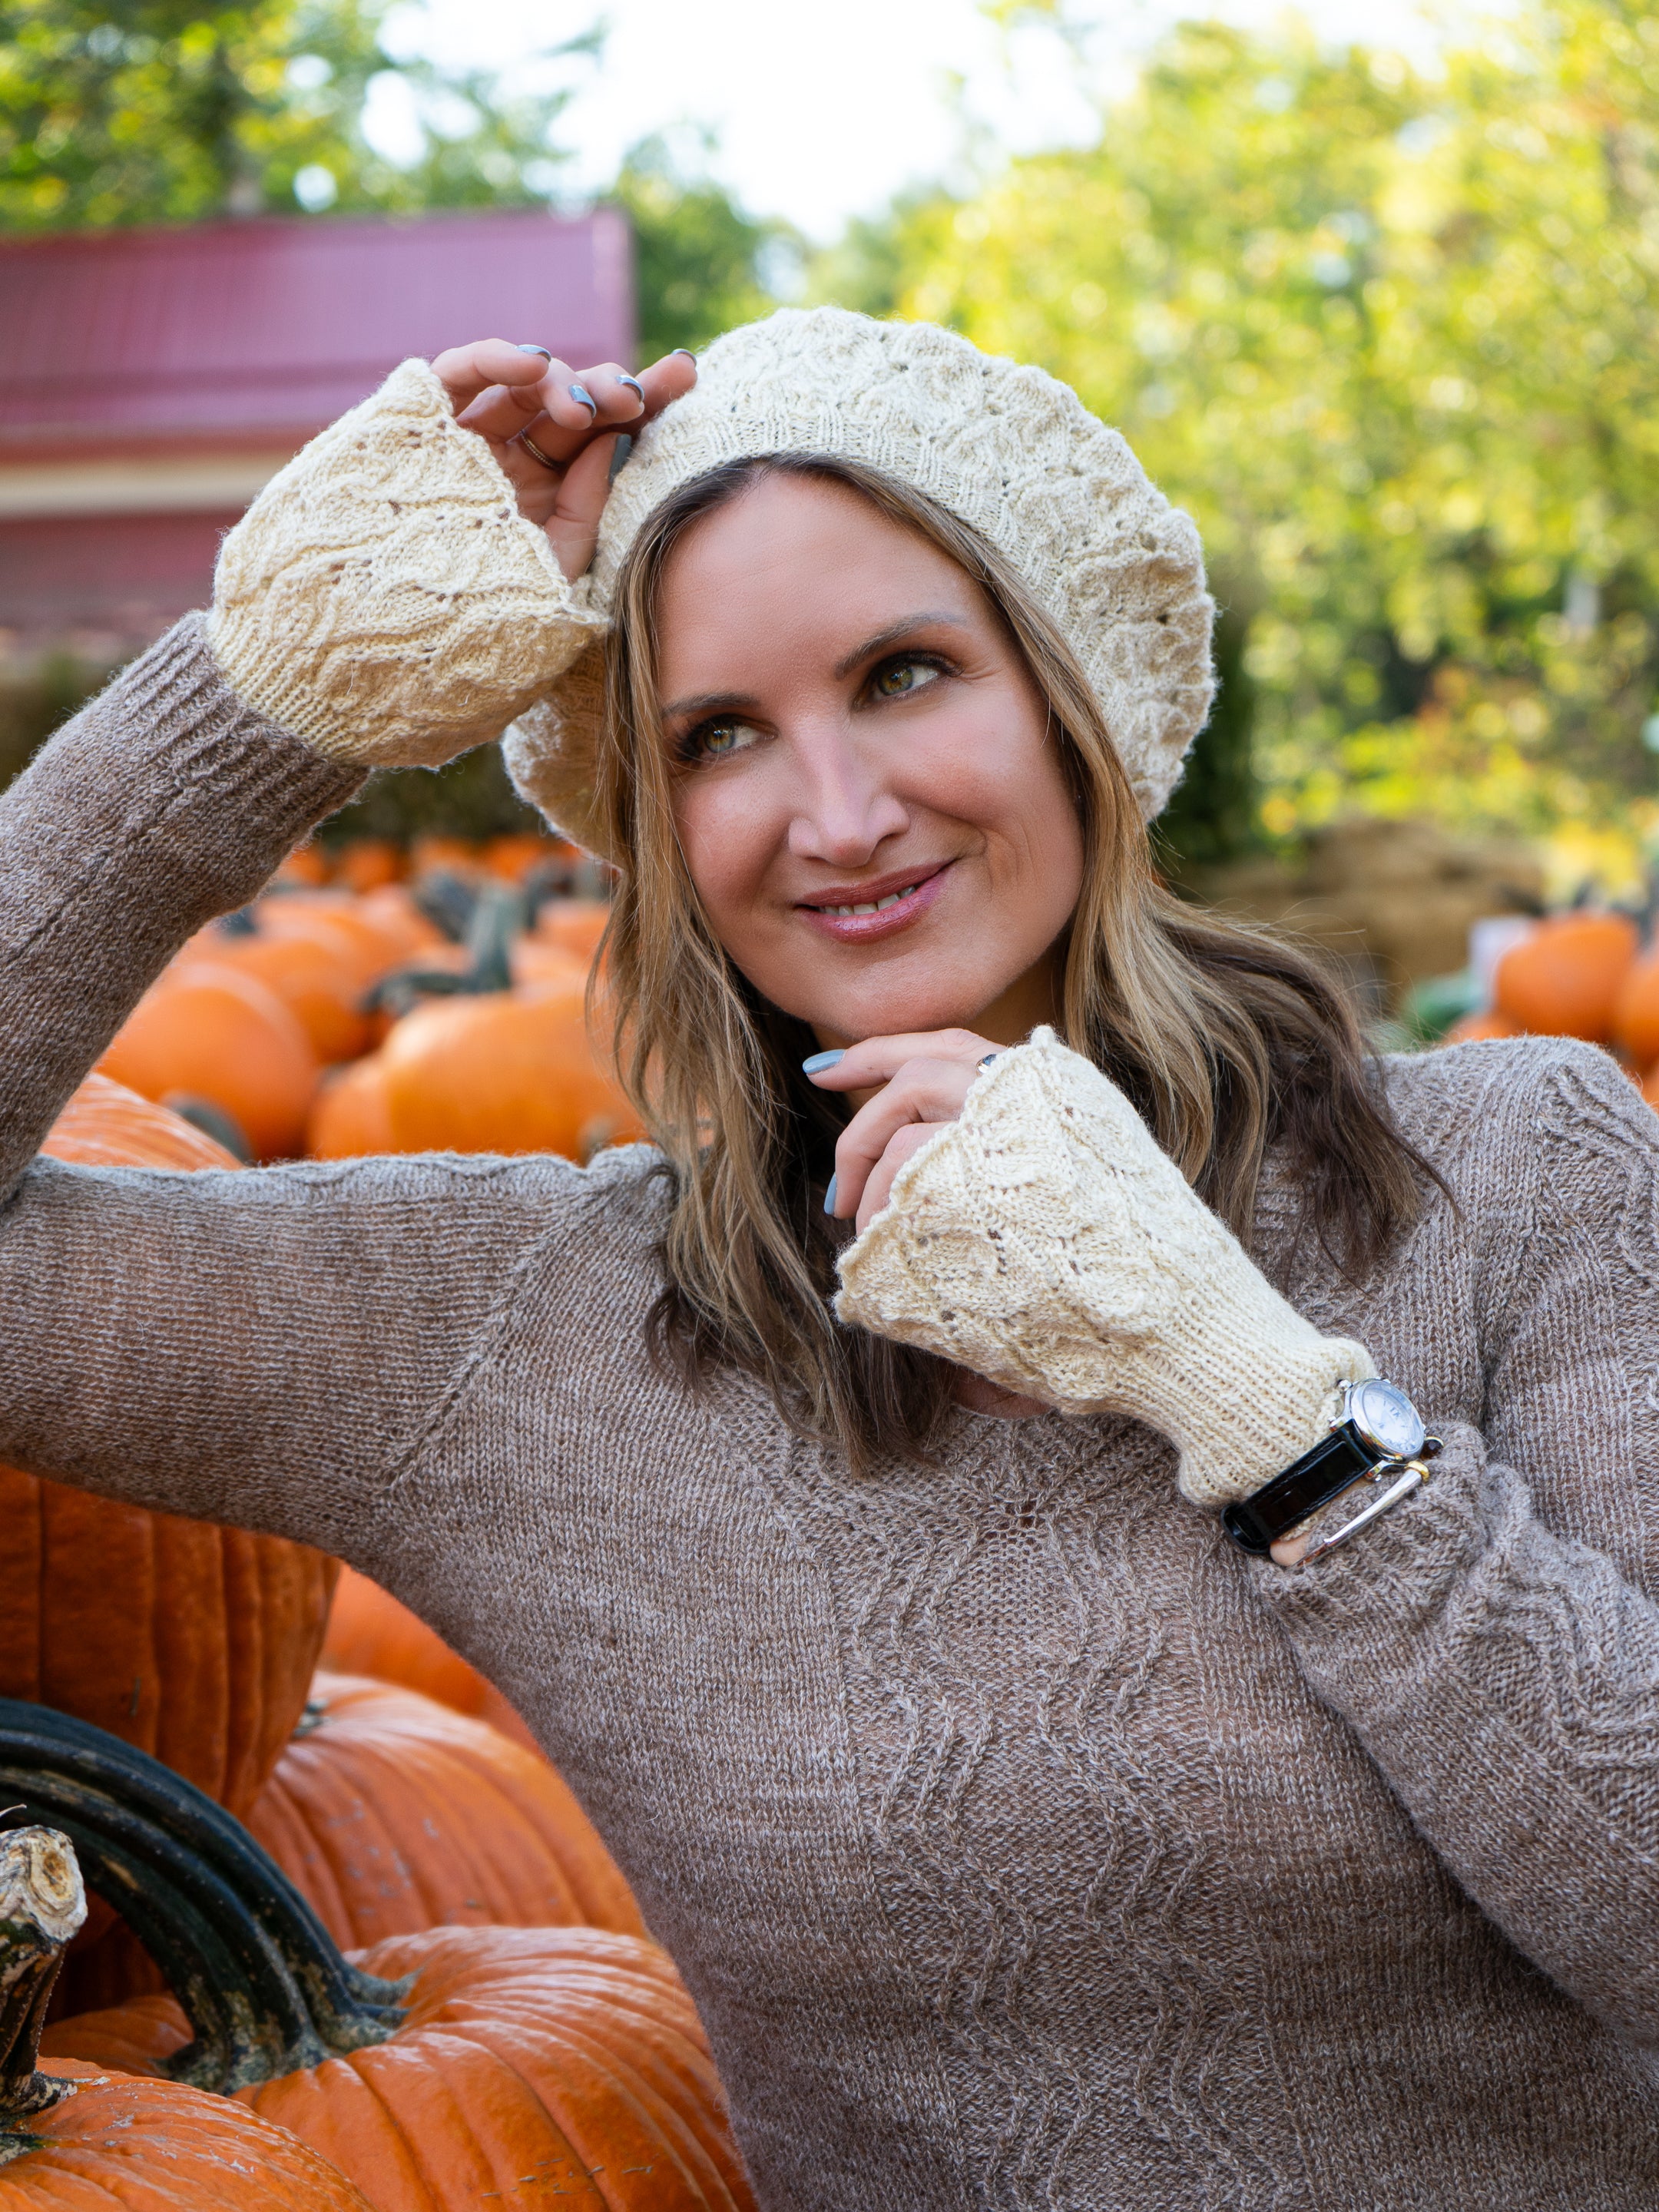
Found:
[786,717,909,867]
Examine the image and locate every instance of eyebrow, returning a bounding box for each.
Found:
[661,612,974,724]
[833,612,972,680]
[660,687,760,725]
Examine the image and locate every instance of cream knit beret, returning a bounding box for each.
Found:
[503,306,1214,853]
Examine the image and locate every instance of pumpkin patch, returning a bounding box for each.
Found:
[93,841,637,1164]
[10,1702,752,2212]
[245,1672,643,1948]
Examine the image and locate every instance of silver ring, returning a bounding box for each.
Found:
[518,427,560,471]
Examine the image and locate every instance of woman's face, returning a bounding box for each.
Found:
[656,473,1087,1048]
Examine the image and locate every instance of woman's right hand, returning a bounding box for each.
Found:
[430,341,697,582]
[207,341,697,770]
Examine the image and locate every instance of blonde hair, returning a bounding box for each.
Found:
[591,455,1430,1470]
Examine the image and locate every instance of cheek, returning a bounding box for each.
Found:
[671,770,778,938]
[916,695,1083,880]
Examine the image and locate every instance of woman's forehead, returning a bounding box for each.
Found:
[654,475,985,671]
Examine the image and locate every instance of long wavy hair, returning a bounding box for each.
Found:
[589,452,1433,1470]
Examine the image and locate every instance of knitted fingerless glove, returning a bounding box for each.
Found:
[207,359,603,768]
[834,1029,1376,1508]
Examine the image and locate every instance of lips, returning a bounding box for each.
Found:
[796,862,952,944]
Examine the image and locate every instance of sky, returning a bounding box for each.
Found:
[386,0,1459,241]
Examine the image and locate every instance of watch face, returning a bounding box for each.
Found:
[1348,1377,1425,1461]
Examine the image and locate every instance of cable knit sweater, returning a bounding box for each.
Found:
[3,621,1659,2209]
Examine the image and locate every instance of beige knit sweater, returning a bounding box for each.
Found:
[3,621,1659,2209]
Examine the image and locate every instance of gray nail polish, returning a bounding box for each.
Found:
[823,1173,839,1216]
[608,433,633,485]
[802,1049,845,1075]
[568,384,597,414]
[516,343,553,360]
[674,348,697,360]
[616,375,645,401]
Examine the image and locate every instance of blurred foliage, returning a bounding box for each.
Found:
[320,745,544,846]
[815,2,1659,861]
[612,131,782,359]
[0,0,597,224]
[1154,598,1260,872]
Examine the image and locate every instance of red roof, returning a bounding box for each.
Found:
[0,208,634,459]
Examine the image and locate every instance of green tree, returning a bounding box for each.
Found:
[0,0,593,229]
[820,5,1659,856]
[611,131,783,359]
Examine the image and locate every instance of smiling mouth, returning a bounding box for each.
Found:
[810,883,924,917]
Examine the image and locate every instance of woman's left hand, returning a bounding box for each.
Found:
[806,1031,1000,1233]
[828,1028,1378,1510]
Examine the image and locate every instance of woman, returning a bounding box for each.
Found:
[1,306,1654,2209]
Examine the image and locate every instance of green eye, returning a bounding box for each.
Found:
[873,657,942,698]
[684,716,760,763]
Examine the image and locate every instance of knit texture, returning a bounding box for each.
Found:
[504,307,1215,855]
[209,358,604,767]
[5,630,1659,2208]
[836,1028,1376,1505]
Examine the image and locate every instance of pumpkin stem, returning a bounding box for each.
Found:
[0,1699,406,2094]
[0,1826,85,2124]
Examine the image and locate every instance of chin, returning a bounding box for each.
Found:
[806,982,997,1040]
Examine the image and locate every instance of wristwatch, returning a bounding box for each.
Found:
[1222,1377,1440,1557]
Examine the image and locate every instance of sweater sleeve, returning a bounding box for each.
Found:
[0,616,563,1558]
[0,614,362,1184]
[1251,1043,1659,2052]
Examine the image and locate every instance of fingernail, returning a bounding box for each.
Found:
[516,343,553,360]
[608,433,633,484]
[674,348,697,360]
[823,1173,839,1216]
[568,384,597,415]
[802,1049,845,1075]
[616,375,645,401]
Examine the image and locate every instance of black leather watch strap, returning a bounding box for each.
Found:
[1222,1425,1378,1555]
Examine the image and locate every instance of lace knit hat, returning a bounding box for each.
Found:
[503,306,1214,853]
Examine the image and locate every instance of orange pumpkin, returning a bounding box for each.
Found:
[246,1672,642,1947]
[483,832,561,881]
[18,1704,745,2212]
[272,839,332,887]
[253,896,410,991]
[410,833,479,877]
[355,886,446,962]
[1442,1008,1525,1044]
[0,1826,373,2212]
[534,896,611,966]
[179,927,373,1065]
[1492,912,1638,1041]
[333,838,405,893]
[307,1057,395,1158]
[99,964,319,1159]
[322,1565,538,1749]
[0,1470,339,1825]
[0,2058,375,2209]
[40,1070,240,1171]
[379,978,644,1160]
[1614,950,1659,1068]
[511,937,590,988]
[49,1927,752,2212]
